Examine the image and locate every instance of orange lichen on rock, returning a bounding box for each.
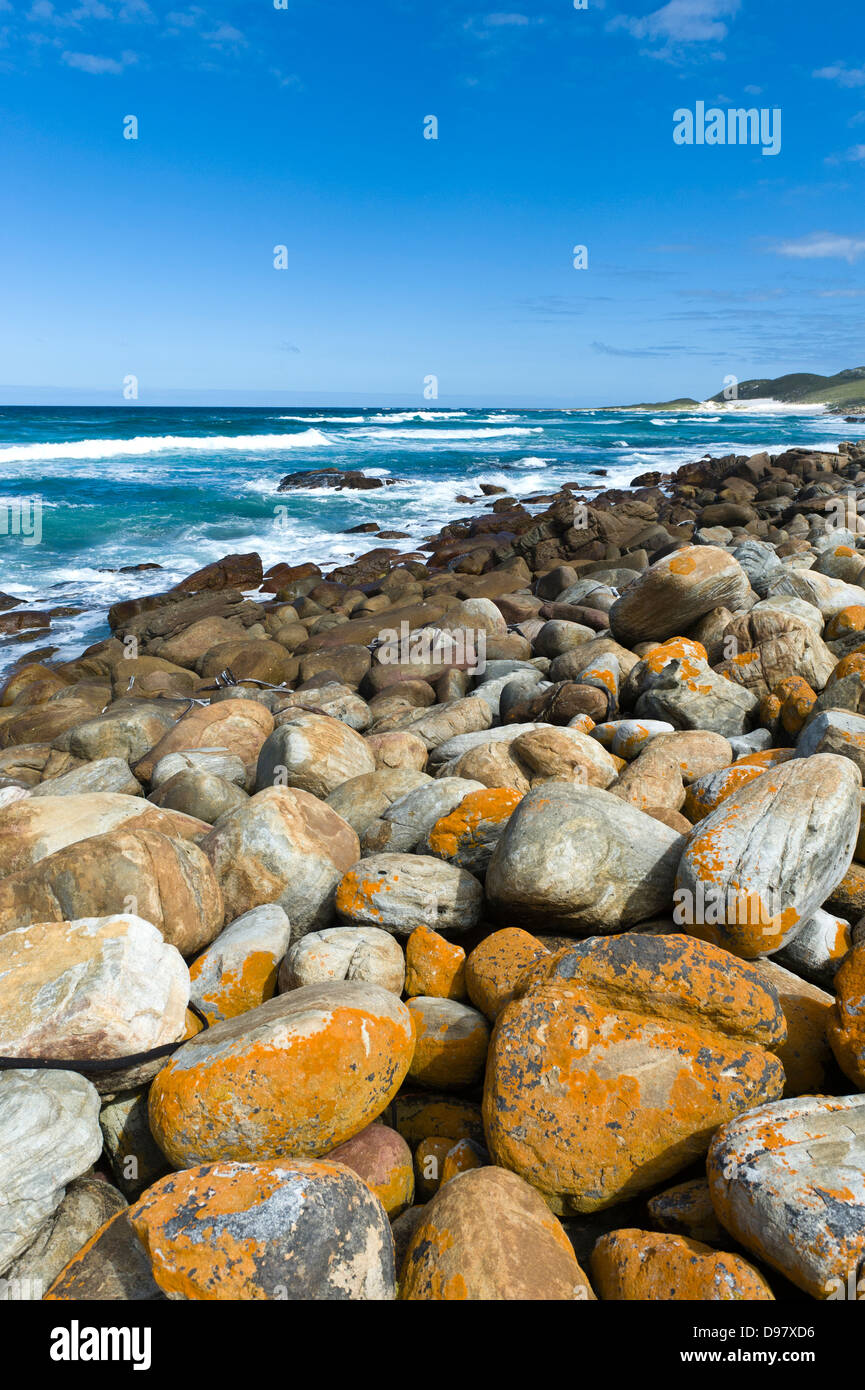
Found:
[483,934,785,1212]
[590,1229,774,1300]
[440,1137,487,1185]
[683,764,766,822]
[404,925,467,1000]
[465,927,549,1022]
[127,1159,396,1300]
[189,949,279,1025]
[426,787,522,861]
[385,1093,484,1149]
[826,605,865,640]
[644,637,708,676]
[148,981,416,1168]
[827,941,865,1088]
[772,676,817,736]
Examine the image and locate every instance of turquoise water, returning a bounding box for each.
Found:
[0,404,860,670]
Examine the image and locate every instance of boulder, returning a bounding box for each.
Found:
[754,959,834,1097]
[422,787,524,876]
[44,1208,164,1301]
[675,753,861,956]
[406,997,490,1089]
[485,784,685,934]
[128,1159,395,1300]
[65,702,180,765]
[325,1124,414,1219]
[0,792,206,879]
[255,712,375,797]
[148,769,248,823]
[325,768,430,837]
[465,928,549,1021]
[609,547,751,647]
[484,933,785,1210]
[796,708,865,775]
[0,1070,102,1274]
[278,925,405,995]
[135,700,274,783]
[148,981,415,1166]
[358,778,483,850]
[634,657,759,738]
[189,904,293,1024]
[404,925,467,1000]
[827,940,865,1087]
[150,748,249,791]
[590,1229,773,1301]
[400,1166,595,1301]
[707,1095,865,1299]
[0,914,189,1060]
[0,828,224,956]
[201,787,359,934]
[30,758,142,799]
[335,853,483,936]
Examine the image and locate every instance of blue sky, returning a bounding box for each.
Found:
[0,0,863,406]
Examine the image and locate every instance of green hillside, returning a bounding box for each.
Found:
[708,367,865,410]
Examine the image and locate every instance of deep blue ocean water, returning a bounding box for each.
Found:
[0,403,861,671]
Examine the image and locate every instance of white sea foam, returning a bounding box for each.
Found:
[354,427,544,442]
[0,429,330,464]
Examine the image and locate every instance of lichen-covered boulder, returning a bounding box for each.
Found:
[484,933,785,1211]
[422,787,523,876]
[465,928,549,1021]
[590,1229,773,1301]
[335,853,483,937]
[707,1095,865,1299]
[148,981,415,1167]
[406,997,490,1090]
[128,1160,396,1299]
[675,753,861,956]
[404,925,467,1000]
[188,904,292,1024]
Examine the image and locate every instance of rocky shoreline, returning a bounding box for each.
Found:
[2,437,865,1301]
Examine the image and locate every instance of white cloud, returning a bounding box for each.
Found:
[774,232,865,264]
[484,12,531,24]
[610,0,740,45]
[814,62,865,88]
[61,46,136,72]
[204,22,246,48]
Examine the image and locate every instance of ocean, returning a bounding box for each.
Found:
[0,403,862,673]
